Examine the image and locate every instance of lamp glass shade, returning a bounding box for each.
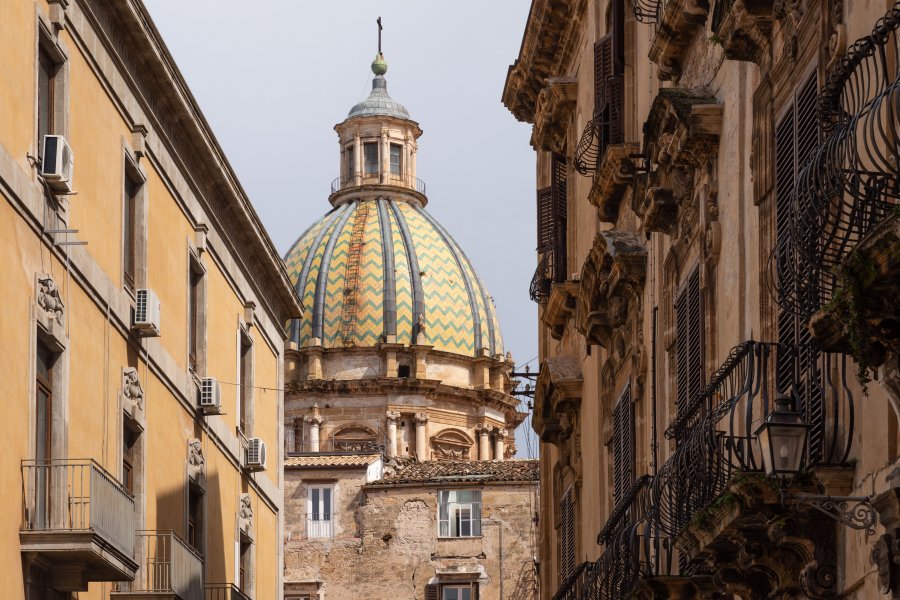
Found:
[756,421,808,477]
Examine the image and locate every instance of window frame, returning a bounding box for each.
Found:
[187,482,204,554]
[363,142,379,175]
[187,252,206,373]
[35,22,67,159]
[237,326,253,433]
[437,489,483,538]
[239,536,252,594]
[389,143,402,176]
[122,156,145,292]
[306,483,335,539]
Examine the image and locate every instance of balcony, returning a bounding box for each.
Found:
[330,173,426,196]
[113,531,203,600]
[205,583,250,600]
[307,516,335,539]
[710,0,777,64]
[20,459,137,591]
[646,0,711,80]
[550,561,591,600]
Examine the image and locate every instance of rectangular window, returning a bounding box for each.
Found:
[37,46,56,152]
[390,143,402,175]
[123,169,141,290]
[438,490,482,537]
[307,484,334,539]
[675,267,702,415]
[187,484,203,552]
[364,142,379,174]
[612,385,634,505]
[239,538,252,594]
[346,145,355,178]
[238,328,252,432]
[188,257,204,371]
[35,341,55,529]
[442,586,474,600]
[122,427,138,493]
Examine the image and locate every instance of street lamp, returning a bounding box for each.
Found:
[754,392,809,479]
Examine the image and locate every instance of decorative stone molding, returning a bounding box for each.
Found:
[575,231,647,350]
[187,439,205,483]
[648,0,711,81]
[431,429,474,460]
[533,356,582,444]
[238,493,253,537]
[332,425,379,452]
[414,412,429,424]
[541,280,580,341]
[37,275,65,327]
[121,367,144,418]
[588,143,640,223]
[502,0,586,123]
[713,0,777,65]
[531,77,578,153]
[303,404,324,426]
[385,411,401,422]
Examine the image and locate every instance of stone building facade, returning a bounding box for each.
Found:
[280,53,538,600]
[0,1,301,599]
[503,0,899,598]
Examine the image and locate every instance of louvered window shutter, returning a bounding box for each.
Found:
[612,385,635,505]
[675,269,702,415]
[536,187,553,252]
[559,489,575,581]
[551,154,568,284]
[425,584,439,600]
[594,35,612,116]
[472,582,480,600]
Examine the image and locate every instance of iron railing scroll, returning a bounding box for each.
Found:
[529,252,553,303]
[774,1,900,317]
[21,458,135,560]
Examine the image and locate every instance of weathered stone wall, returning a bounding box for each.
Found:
[284,483,538,600]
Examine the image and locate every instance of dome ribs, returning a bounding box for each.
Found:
[339,202,372,346]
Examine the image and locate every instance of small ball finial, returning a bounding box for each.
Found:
[371,52,388,76]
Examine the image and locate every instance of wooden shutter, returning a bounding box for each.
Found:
[425,584,439,600]
[675,268,702,414]
[551,154,569,284]
[559,489,575,581]
[471,582,480,600]
[536,187,553,252]
[594,35,613,115]
[612,385,635,505]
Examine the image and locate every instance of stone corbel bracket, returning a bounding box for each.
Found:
[648,0,711,81]
[532,77,579,153]
[575,231,647,349]
[533,356,583,444]
[541,280,581,340]
[714,0,777,65]
[588,142,640,223]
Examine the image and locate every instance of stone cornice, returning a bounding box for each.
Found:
[588,143,640,223]
[541,280,580,341]
[502,0,587,123]
[531,77,579,153]
[533,356,583,444]
[74,0,302,323]
[648,0,711,81]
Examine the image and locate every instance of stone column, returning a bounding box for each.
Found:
[284,420,296,455]
[414,412,429,461]
[477,424,493,460]
[494,428,507,461]
[304,405,324,453]
[381,130,389,183]
[386,411,401,458]
[353,132,362,186]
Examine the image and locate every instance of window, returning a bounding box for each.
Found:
[307,484,334,539]
[438,490,482,537]
[187,484,203,552]
[390,143,402,175]
[123,167,142,290]
[238,328,252,432]
[535,154,568,284]
[188,256,204,371]
[559,488,575,581]
[425,583,479,600]
[239,537,252,594]
[37,46,57,153]
[675,267,702,415]
[611,385,634,505]
[364,142,379,174]
[122,427,138,493]
[346,145,355,179]
[35,341,55,528]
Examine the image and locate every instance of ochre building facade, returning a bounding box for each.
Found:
[0,1,301,599]
[504,0,899,598]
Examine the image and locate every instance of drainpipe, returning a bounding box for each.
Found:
[483,518,504,600]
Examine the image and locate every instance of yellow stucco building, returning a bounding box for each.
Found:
[0,1,302,599]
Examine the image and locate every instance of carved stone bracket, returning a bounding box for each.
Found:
[648,0,711,81]
[541,280,580,340]
[121,367,145,422]
[532,77,578,153]
[575,231,647,350]
[588,142,640,223]
[713,0,777,65]
[239,493,253,537]
[36,274,65,328]
[187,438,205,483]
[533,356,582,444]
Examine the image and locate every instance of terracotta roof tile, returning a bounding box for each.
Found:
[285,454,380,468]
[368,459,538,486]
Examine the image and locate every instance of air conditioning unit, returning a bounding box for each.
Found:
[198,377,221,414]
[245,438,267,472]
[133,289,161,336]
[41,135,74,192]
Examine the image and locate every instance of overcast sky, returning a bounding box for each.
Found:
[143,1,539,457]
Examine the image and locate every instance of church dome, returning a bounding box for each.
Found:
[347,54,411,120]
[284,197,504,357]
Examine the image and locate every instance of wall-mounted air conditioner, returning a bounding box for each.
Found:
[245,437,267,472]
[41,135,74,192]
[199,377,221,414]
[132,289,161,336]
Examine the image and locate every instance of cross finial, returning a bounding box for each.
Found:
[377,16,382,53]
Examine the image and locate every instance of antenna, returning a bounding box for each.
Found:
[377,16,383,53]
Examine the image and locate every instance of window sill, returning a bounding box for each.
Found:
[436,536,483,541]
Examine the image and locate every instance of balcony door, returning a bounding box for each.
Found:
[307,485,334,538]
[35,341,55,529]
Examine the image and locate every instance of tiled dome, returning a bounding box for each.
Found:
[284,198,503,356]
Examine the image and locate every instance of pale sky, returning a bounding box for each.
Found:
[143,1,539,457]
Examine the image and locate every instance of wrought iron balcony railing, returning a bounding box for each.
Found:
[551,561,592,600]
[774,2,899,317]
[582,341,854,598]
[330,173,427,195]
[115,530,203,600]
[630,0,665,23]
[205,583,250,600]
[529,252,553,303]
[573,75,625,176]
